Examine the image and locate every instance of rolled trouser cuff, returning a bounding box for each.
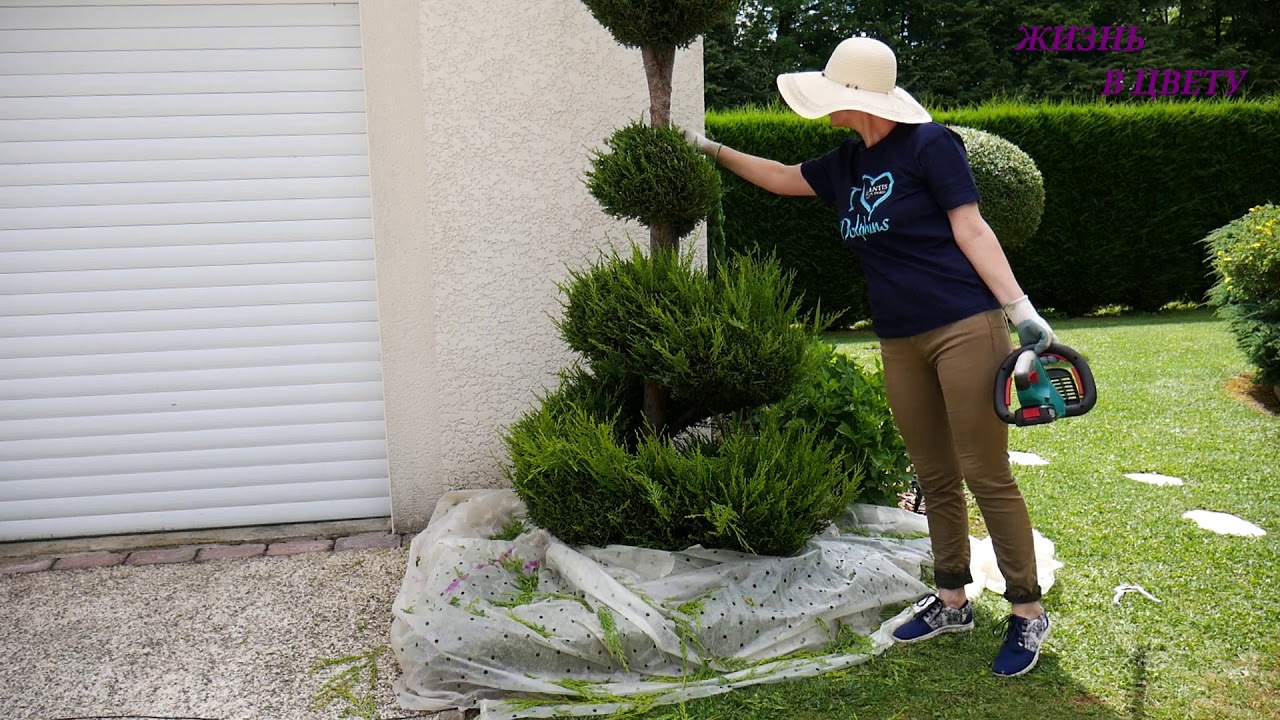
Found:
[1004,586,1043,604]
[935,568,974,590]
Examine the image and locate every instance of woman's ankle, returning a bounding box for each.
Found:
[938,587,968,608]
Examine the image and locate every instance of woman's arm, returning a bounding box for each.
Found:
[948,202,1057,350]
[683,130,815,197]
[947,202,1023,306]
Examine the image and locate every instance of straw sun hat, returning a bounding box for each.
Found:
[777,37,932,124]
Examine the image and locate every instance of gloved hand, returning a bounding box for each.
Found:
[1004,295,1057,353]
[680,127,722,159]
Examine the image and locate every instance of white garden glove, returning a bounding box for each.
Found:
[1004,295,1057,353]
[680,127,723,160]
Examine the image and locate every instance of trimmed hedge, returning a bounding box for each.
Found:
[708,100,1280,321]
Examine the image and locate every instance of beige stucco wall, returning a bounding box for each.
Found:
[361,0,707,532]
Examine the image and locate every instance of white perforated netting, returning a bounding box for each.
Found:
[390,489,971,718]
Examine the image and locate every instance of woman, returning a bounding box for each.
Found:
[683,37,1055,677]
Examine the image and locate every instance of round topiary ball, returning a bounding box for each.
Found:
[947,125,1045,247]
[579,0,737,49]
[587,122,722,239]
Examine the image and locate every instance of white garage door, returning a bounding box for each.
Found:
[0,0,391,541]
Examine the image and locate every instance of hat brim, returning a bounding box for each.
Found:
[777,71,932,124]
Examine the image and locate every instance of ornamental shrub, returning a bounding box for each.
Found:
[752,344,910,508]
[947,125,1044,247]
[1206,204,1280,386]
[579,0,737,49]
[558,247,821,417]
[505,0,858,557]
[509,247,859,556]
[504,390,852,555]
[587,123,723,241]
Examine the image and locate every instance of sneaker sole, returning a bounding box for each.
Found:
[993,621,1053,677]
[893,620,975,644]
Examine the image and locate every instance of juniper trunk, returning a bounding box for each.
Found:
[640,43,678,433]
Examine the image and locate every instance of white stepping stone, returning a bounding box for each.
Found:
[1009,451,1049,466]
[1182,510,1267,537]
[1124,472,1185,486]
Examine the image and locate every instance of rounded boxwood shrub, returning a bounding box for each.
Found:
[579,0,737,49]
[587,122,723,240]
[1206,204,1280,386]
[948,125,1045,247]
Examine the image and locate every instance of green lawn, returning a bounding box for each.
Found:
[634,310,1279,720]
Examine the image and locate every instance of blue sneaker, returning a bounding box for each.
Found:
[992,612,1052,677]
[892,594,974,643]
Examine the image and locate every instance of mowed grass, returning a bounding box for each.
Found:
[631,310,1279,720]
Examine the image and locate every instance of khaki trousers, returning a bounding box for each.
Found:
[880,309,1041,604]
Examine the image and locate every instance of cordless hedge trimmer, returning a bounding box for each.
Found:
[994,343,1098,426]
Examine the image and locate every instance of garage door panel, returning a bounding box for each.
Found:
[1,3,359,29]
[6,322,380,359]
[6,401,387,441]
[4,259,374,294]
[1,478,389,523]
[0,26,358,52]
[1,90,367,119]
[0,219,373,251]
[0,69,365,98]
[0,302,377,337]
[0,497,392,543]
[0,0,387,541]
[0,341,383,381]
[4,176,371,208]
[2,382,384,421]
[0,459,389,502]
[5,239,374,271]
[5,439,389,482]
[1,114,368,143]
[0,135,369,164]
[2,359,383,400]
[1,420,387,462]
[0,48,365,75]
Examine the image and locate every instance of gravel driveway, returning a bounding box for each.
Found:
[1,545,436,720]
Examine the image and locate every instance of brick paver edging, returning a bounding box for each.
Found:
[1,531,411,577]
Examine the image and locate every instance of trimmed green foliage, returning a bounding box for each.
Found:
[753,344,910,508]
[588,122,722,240]
[504,394,851,555]
[1206,204,1280,385]
[557,246,822,422]
[708,99,1280,322]
[507,246,863,555]
[579,0,737,49]
[946,125,1044,247]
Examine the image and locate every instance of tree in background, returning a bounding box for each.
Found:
[705,0,1280,110]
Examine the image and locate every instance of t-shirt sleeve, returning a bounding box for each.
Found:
[800,143,846,208]
[919,127,981,211]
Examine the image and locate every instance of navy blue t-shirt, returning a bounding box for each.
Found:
[801,122,999,338]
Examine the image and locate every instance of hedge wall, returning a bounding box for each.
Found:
[707,99,1280,321]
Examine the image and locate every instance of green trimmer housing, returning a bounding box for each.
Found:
[994,343,1098,426]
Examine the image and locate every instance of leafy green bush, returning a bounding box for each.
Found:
[708,99,1280,321]
[587,123,722,241]
[504,375,853,555]
[946,125,1044,247]
[753,345,910,507]
[1206,204,1280,386]
[557,246,822,423]
[579,0,737,48]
